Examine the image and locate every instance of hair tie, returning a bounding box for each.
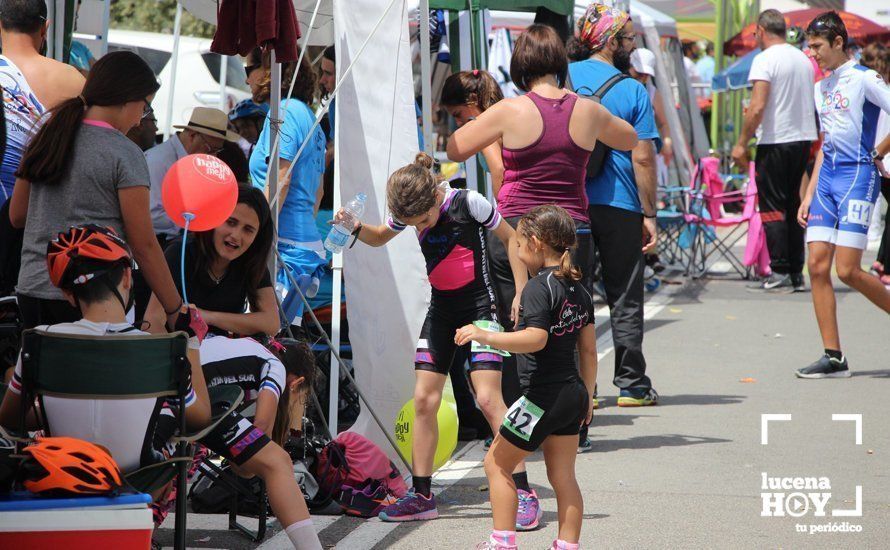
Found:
[472,69,479,76]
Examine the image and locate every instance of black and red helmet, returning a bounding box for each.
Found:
[46,225,135,289]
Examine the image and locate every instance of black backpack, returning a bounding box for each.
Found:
[566,71,629,179]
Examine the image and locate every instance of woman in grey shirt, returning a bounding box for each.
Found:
[10,51,183,329]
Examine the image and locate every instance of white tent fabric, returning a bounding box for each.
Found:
[488,28,520,98]
[334,0,430,461]
[181,0,335,46]
[621,0,678,39]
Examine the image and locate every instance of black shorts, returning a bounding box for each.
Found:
[415,293,502,375]
[499,380,588,452]
[200,410,272,466]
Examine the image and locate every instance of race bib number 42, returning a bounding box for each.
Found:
[503,396,544,442]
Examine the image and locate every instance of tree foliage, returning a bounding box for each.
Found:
[111,0,215,38]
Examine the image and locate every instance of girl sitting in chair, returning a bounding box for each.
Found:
[145,185,322,548]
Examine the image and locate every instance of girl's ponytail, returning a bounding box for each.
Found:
[441,70,504,112]
[556,248,582,282]
[386,152,442,221]
[518,204,582,281]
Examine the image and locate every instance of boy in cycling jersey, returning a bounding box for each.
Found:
[797,12,890,378]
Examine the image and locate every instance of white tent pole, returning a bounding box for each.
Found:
[419,1,433,154]
[329,131,341,432]
[270,0,400,208]
[46,2,54,59]
[53,0,65,61]
[270,51,282,249]
[100,0,111,55]
[219,55,228,111]
[266,0,323,213]
[163,2,183,141]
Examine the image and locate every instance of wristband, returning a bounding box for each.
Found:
[164,299,184,316]
[643,213,657,219]
[348,222,363,249]
[187,336,201,350]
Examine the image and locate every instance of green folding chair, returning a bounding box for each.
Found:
[17,328,244,550]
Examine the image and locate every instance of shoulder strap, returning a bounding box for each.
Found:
[593,73,629,99]
[568,70,629,100]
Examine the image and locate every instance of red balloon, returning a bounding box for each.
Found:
[161,154,238,231]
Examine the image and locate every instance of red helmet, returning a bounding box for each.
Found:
[22,436,124,496]
[46,225,135,289]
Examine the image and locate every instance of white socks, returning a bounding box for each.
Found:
[285,518,322,550]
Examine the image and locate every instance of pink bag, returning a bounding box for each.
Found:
[315,431,408,499]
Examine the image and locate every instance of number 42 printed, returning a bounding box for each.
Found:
[503,396,544,442]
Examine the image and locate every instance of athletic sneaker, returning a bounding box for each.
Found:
[342,480,398,518]
[791,273,807,293]
[378,489,438,522]
[515,489,542,531]
[617,388,659,407]
[577,438,593,454]
[747,273,793,292]
[475,541,517,550]
[484,437,493,451]
[795,355,851,379]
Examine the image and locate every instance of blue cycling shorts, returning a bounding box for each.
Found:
[806,161,879,250]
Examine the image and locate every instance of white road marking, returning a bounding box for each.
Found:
[255,514,340,549]
[596,286,678,361]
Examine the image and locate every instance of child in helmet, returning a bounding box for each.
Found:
[0,225,212,469]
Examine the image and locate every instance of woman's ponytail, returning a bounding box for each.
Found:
[17,50,160,186]
[16,97,87,185]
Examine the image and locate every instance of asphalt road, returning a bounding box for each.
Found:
[157,268,890,549]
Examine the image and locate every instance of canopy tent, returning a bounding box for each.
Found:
[711,48,760,92]
[180,0,335,46]
[430,0,573,13]
[622,0,680,38]
[725,8,890,56]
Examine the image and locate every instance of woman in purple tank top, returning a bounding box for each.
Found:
[445,24,637,550]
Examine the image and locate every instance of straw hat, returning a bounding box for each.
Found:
[174,107,240,142]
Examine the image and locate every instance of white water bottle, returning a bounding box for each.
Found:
[324,193,367,253]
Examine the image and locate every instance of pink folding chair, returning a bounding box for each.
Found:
[683,157,769,279]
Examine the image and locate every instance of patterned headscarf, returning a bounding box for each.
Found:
[577,3,630,52]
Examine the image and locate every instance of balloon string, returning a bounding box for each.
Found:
[181,213,195,307]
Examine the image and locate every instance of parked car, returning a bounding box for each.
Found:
[96,29,251,138]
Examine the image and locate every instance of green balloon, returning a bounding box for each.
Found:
[394,391,459,472]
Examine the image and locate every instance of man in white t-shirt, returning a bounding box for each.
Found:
[732,9,817,292]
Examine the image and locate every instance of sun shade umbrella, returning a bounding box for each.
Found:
[711,48,761,92]
[724,9,890,57]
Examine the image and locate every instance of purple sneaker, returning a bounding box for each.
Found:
[378,489,438,522]
[515,489,542,530]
